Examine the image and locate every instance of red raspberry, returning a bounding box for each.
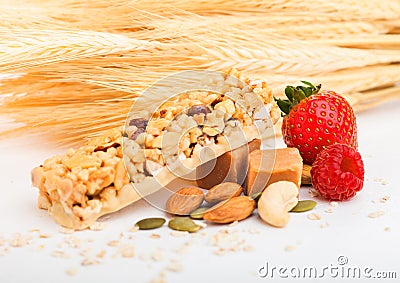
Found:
[311,143,364,201]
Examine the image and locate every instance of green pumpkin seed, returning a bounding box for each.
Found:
[168,217,202,233]
[135,217,166,230]
[190,207,209,220]
[290,200,317,213]
[250,191,262,202]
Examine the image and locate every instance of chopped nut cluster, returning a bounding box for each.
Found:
[31,128,133,230]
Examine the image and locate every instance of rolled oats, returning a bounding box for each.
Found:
[65,268,79,276]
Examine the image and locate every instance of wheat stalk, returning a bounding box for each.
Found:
[1,84,132,146]
[268,64,400,96]
[314,34,400,49]
[350,86,400,112]
[2,1,399,36]
[152,15,395,39]
[1,2,398,73]
[16,35,399,82]
[10,0,400,18]
[0,29,156,73]
[0,0,399,146]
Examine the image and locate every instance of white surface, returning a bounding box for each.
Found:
[0,101,399,283]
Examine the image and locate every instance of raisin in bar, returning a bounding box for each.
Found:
[31,70,281,230]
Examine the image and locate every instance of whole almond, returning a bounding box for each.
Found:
[203,196,256,224]
[205,182,243,204]
[166,187,204,215]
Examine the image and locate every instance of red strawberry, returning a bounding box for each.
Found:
[276,81,357,164]
[311,143,364,201]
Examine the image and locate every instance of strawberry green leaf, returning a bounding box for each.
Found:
[275,81,322,116]
[275,98,291,116]
[300,81,321,97]
[300,81,315,88]
[295,87,307,101]
[285,87,294,103]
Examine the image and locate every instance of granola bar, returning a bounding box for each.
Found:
[31,128,135,229]
[31,70,280,230]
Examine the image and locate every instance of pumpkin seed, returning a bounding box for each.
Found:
[190,207,209,219]
[290,200,317,213]
[168,217,202,233]
[135,217,166,230]
[250,191,262,202]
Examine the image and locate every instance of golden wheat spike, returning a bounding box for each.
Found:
[1,0,399,146]
[267,64,400,97]
[15,34,399,81]
[313,34,400,49]
[1,2,399,73]
[0,29,156,73]
[350,86,400,112]
[150,14,395,39]
[10,0,400,18]
[2,1,399,37]
[1,84,133,146]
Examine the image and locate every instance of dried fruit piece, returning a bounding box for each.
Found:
[311,144,364,201]
[203,196,256,224]
[166,187,204,215]
[129,118,149,140]
[135,217,166,230]
[258,181,298,228]
[205,182,243,204]
[190,207,209,220]
[290,200,317,213]
[187,105,211,116]
[168,217,202,233]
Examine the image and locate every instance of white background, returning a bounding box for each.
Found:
[0,100,399,283]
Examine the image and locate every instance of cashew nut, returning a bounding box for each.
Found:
[258,181,299,228]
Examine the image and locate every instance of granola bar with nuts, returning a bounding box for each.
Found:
[31,70,280,230]
[31,128,136,229]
